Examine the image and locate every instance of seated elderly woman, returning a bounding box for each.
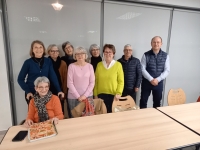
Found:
[24,76,64,127]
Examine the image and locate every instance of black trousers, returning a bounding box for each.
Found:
[140,79,163,109]
[98,94,114,113]
[122,89,136,103]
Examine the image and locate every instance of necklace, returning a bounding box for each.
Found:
[34,58,43,67]
[76,62,85,70]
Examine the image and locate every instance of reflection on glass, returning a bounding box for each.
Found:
[117,12,141,20]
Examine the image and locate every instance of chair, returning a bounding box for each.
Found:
[112,95,138,113]
[197,96,200,102]
[167,88,186,106]
[71,98,107,117]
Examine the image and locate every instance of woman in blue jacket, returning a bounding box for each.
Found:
[18,40,64,104]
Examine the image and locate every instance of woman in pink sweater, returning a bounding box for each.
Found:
[67,47,95,113]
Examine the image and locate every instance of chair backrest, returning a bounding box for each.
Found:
[93,98,107,114]
[112,95,136,113]
[167,88,186,106]
[197,96,200,102]
[71,98,107,117]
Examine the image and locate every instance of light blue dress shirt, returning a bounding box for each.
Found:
[141,53,170,83]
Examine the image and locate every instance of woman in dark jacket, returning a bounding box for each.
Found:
[61,41,76,67]
[17,40,64,104]
[88,44,102,72]
[47,44,67,114]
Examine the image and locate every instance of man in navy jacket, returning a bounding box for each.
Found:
[140,36,170,108]
[118,44,142,102]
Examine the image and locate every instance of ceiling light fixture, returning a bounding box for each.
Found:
[52,2,63,11]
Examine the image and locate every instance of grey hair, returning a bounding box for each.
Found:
[73,46,88,60]
[62,41,74,52]
[34,76,50,87]
[47,44,59,54]
[124,44,132,49]
[89,44,100,55]
[151,36,162,43]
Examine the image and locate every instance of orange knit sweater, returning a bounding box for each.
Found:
[26,95,64,123]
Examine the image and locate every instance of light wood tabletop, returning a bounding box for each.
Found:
[1,108,200,150]
[157,102,200,134]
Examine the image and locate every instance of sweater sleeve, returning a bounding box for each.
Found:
[48,59,62,93]
[93,63,100,96]
[83,64,95,97]
[17,60,31,94]
[116,63,124,95]
[52,96,64,120]
[26,99,35,122]
[67,64,80,99]
[60,61,68,94]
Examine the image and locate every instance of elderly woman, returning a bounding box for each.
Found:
[24,76,64,126]
[61,41,76,67]
[67,47,95,112]
[89,44,102,72]
[94,44,124,113]
[47,44,67,114]
[18,40,64,104]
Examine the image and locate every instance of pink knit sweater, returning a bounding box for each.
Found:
[67,63,95,99]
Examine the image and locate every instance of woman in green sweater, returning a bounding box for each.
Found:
[94,44,124,113]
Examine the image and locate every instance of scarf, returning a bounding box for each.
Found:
[33,91,52,122]
[91,55,102,72]
[82,97,95,117]
[64,54,76,67]
[48,56,62,95]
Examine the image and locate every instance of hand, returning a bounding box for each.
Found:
[26,93,33,100]
[153,79,159,85]
[24,119,33,127]
[78,95,87,102]
[58,92,64,99]
[150,79,158,86]
[135,88,139,92]
[51,117,59,125]
[115,94,121,100]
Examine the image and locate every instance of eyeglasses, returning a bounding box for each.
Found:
[37,86,49,90]
[104,51,113,54]
[65,45,72,50]
[92,49,99,52]
[124,49,132,52]
[50,50,59,53]
[75,53,86,56]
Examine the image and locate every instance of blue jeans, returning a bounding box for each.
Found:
[140,79,163,108]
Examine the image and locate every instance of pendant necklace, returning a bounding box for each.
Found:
[34,58,43,67]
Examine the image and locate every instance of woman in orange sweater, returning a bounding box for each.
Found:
[24,76,64,127]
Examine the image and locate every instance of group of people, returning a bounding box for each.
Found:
[18,36,170,126]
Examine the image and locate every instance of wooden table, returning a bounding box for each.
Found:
[157,102,200,135]
[1,108,200,150]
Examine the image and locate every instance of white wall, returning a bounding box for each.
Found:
[134,0,200,8]
[1,0,200,127]
[0,12,12,131]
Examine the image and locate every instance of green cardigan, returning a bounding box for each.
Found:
[94,61,124,96]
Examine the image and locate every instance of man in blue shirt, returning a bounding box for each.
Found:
[140,36,170,108]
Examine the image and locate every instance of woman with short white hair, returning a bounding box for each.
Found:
[24,76,64,127]
[89,44,102,72]
[67,47,95,113]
